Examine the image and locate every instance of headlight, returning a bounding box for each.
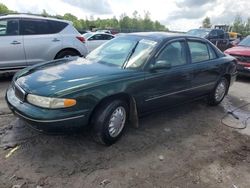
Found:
[27,94,76,109]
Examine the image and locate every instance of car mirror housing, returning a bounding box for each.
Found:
[150,60,171,71]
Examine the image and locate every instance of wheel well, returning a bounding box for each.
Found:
[223,74,231,85]
[89,93,133,125]
[54,48,81,59]
[223,74,231,94]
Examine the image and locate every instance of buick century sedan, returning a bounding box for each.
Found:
[6,32,237,145]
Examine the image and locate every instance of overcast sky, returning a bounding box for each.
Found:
[1,0,250,31]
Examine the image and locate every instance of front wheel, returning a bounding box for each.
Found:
[208,78,229,106]
[55,50,79,59]
[92,100,129,146]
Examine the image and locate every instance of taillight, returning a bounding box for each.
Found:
[76,36,85,43]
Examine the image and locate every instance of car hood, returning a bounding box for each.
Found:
[225,46,250,56]
[14,57,137,97]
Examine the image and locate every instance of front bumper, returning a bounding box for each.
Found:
[237,64,250,77]
[6,87,90,132]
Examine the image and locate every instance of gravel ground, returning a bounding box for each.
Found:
[0,75,250,188]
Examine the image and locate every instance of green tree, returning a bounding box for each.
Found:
[143,11,154,31]
[202,17,211,28]
[0,3,10,14]
[0,3,168,33]
[232,15,245,34]
[41,9,49,17]
[63,13,78,22]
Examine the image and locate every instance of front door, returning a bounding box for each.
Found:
[141,39,193,112]
[0,19,26,70]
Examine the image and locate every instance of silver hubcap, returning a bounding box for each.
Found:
[108,106,126,138]
[215,80,227,101]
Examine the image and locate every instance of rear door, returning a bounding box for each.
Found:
[0,18,26,70]
[142,39,193,112]
[187,39,220,97]
[20,18,63,65]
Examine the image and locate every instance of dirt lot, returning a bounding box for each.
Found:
[0,75,250,188]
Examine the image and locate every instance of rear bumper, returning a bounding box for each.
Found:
[6,87,90,132]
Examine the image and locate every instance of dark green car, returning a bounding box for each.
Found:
[6,32,237,145]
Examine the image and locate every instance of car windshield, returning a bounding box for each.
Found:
[187,29,210,38]
[86,37,157,69]
[238,36,250,47]
[83,33,93,38]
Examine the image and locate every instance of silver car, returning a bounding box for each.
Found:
[0,14,88,72]
[83,32,115,52]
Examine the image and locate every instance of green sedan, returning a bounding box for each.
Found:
[6,32,237,145]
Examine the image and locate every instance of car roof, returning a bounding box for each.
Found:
[0,14,71,24]
[125,32,195,41]
[83,32,114,37]
[188,28,211,32]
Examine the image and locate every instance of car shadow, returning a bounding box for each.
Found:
[236,76,250,83]
[0,73,14,82]
[1,99,228,178]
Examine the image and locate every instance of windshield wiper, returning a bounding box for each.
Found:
[122,41,139,69]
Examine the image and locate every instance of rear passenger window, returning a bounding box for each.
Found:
[49,20,68,33]
[207,44,217,59]
[20,19,50,35]
[0,19,19,36]
[188,41,209,63]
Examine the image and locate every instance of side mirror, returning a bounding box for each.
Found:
[150,60,171,71]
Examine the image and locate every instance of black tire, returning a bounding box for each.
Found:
[208,77,229,106]
[55,50,79,59]
[92,100,129,146]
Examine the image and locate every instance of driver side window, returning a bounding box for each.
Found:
[156,41,187,67]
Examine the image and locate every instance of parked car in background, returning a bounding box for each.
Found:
[82,32,115,52]
[187,28,232,51]
[6,32,237,145]
[225,36,250,77]
[0,14,88,73]
[96,29,112,34]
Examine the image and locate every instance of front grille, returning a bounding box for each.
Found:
[14,83,26,102]
[231,54,250,63]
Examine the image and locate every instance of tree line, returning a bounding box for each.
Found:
[0,3,168,32]
[202,16,250,36]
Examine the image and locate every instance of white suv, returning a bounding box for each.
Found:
[0,14,88,72]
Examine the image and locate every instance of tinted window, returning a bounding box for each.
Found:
[156,41,187,67]
[207,44,217,59]
[102,34,114,40]
[49,20,68,33]
[210,30,217,37]
[217,30,224,39]
[20,19,50,35]
[89,34,103,40]
[188,41,209,63]
[0,19,19,36]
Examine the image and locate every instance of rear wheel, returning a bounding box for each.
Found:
[92,100,128,146]
[55,50,79,59]
[208,77,229,106]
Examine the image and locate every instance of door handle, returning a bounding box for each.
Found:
[52,38,60,42]
[11,41,21,45]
